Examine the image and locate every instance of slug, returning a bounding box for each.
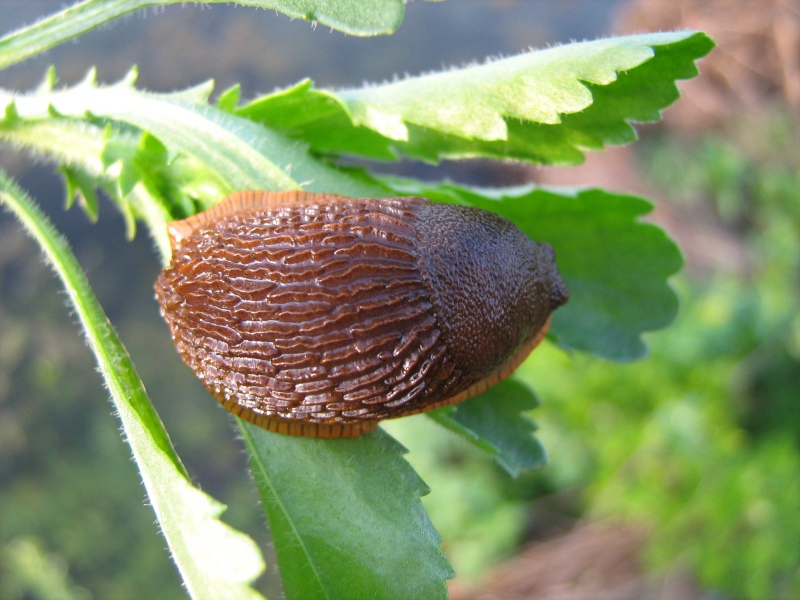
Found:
[155,191,568,438]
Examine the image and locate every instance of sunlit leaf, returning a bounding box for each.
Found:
[238,32,714,164]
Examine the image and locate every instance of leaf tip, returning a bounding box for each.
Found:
[36,66,58,93]
[119,66,140,88]
[3,99,19,122]
[216,84,241,112]
[78,67,98,88]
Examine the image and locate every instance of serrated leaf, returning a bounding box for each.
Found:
[0,71,388,205]
[429,379,547,477]
[0,111,175,258]
[241,424,453,599]
[380,178,683,361]
[0,171,266,600]
[238,32,713,164]
[340,31,712,161]
[0,0,405,71]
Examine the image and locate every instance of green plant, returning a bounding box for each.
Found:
[514,115,800,600]
[0,2,713,597]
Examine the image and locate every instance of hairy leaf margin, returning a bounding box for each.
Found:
[0,170,267,600]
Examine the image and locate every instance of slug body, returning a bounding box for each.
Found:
[155,191,568,437]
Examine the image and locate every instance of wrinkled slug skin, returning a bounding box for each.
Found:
[154,191,569,438]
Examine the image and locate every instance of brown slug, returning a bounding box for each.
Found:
[155,191,568,438]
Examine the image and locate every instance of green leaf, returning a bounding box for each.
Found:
[241,424,453,599]
[380,178,683,361]
[237,32,713,164]
[429,378,547,477]
[0,67,388,263]
[0,69,388,205]
[0,171,266,600]
[236,79,399,160]
[0,111,175,258]
[257,0,405,36]
[0,0,405,70]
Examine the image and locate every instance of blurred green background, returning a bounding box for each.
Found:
[1,1,798,599]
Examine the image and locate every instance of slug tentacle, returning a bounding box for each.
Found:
[155,191,568,438]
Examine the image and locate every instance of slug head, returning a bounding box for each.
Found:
[415,202,569,390]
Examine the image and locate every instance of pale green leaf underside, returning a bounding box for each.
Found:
[340,31,711,148]
[0,172,266,600]
[340,35,656,139]
[0,0,404,70]
[238,31,713,164]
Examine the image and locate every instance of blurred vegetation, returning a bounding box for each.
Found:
[390,110,800,600]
